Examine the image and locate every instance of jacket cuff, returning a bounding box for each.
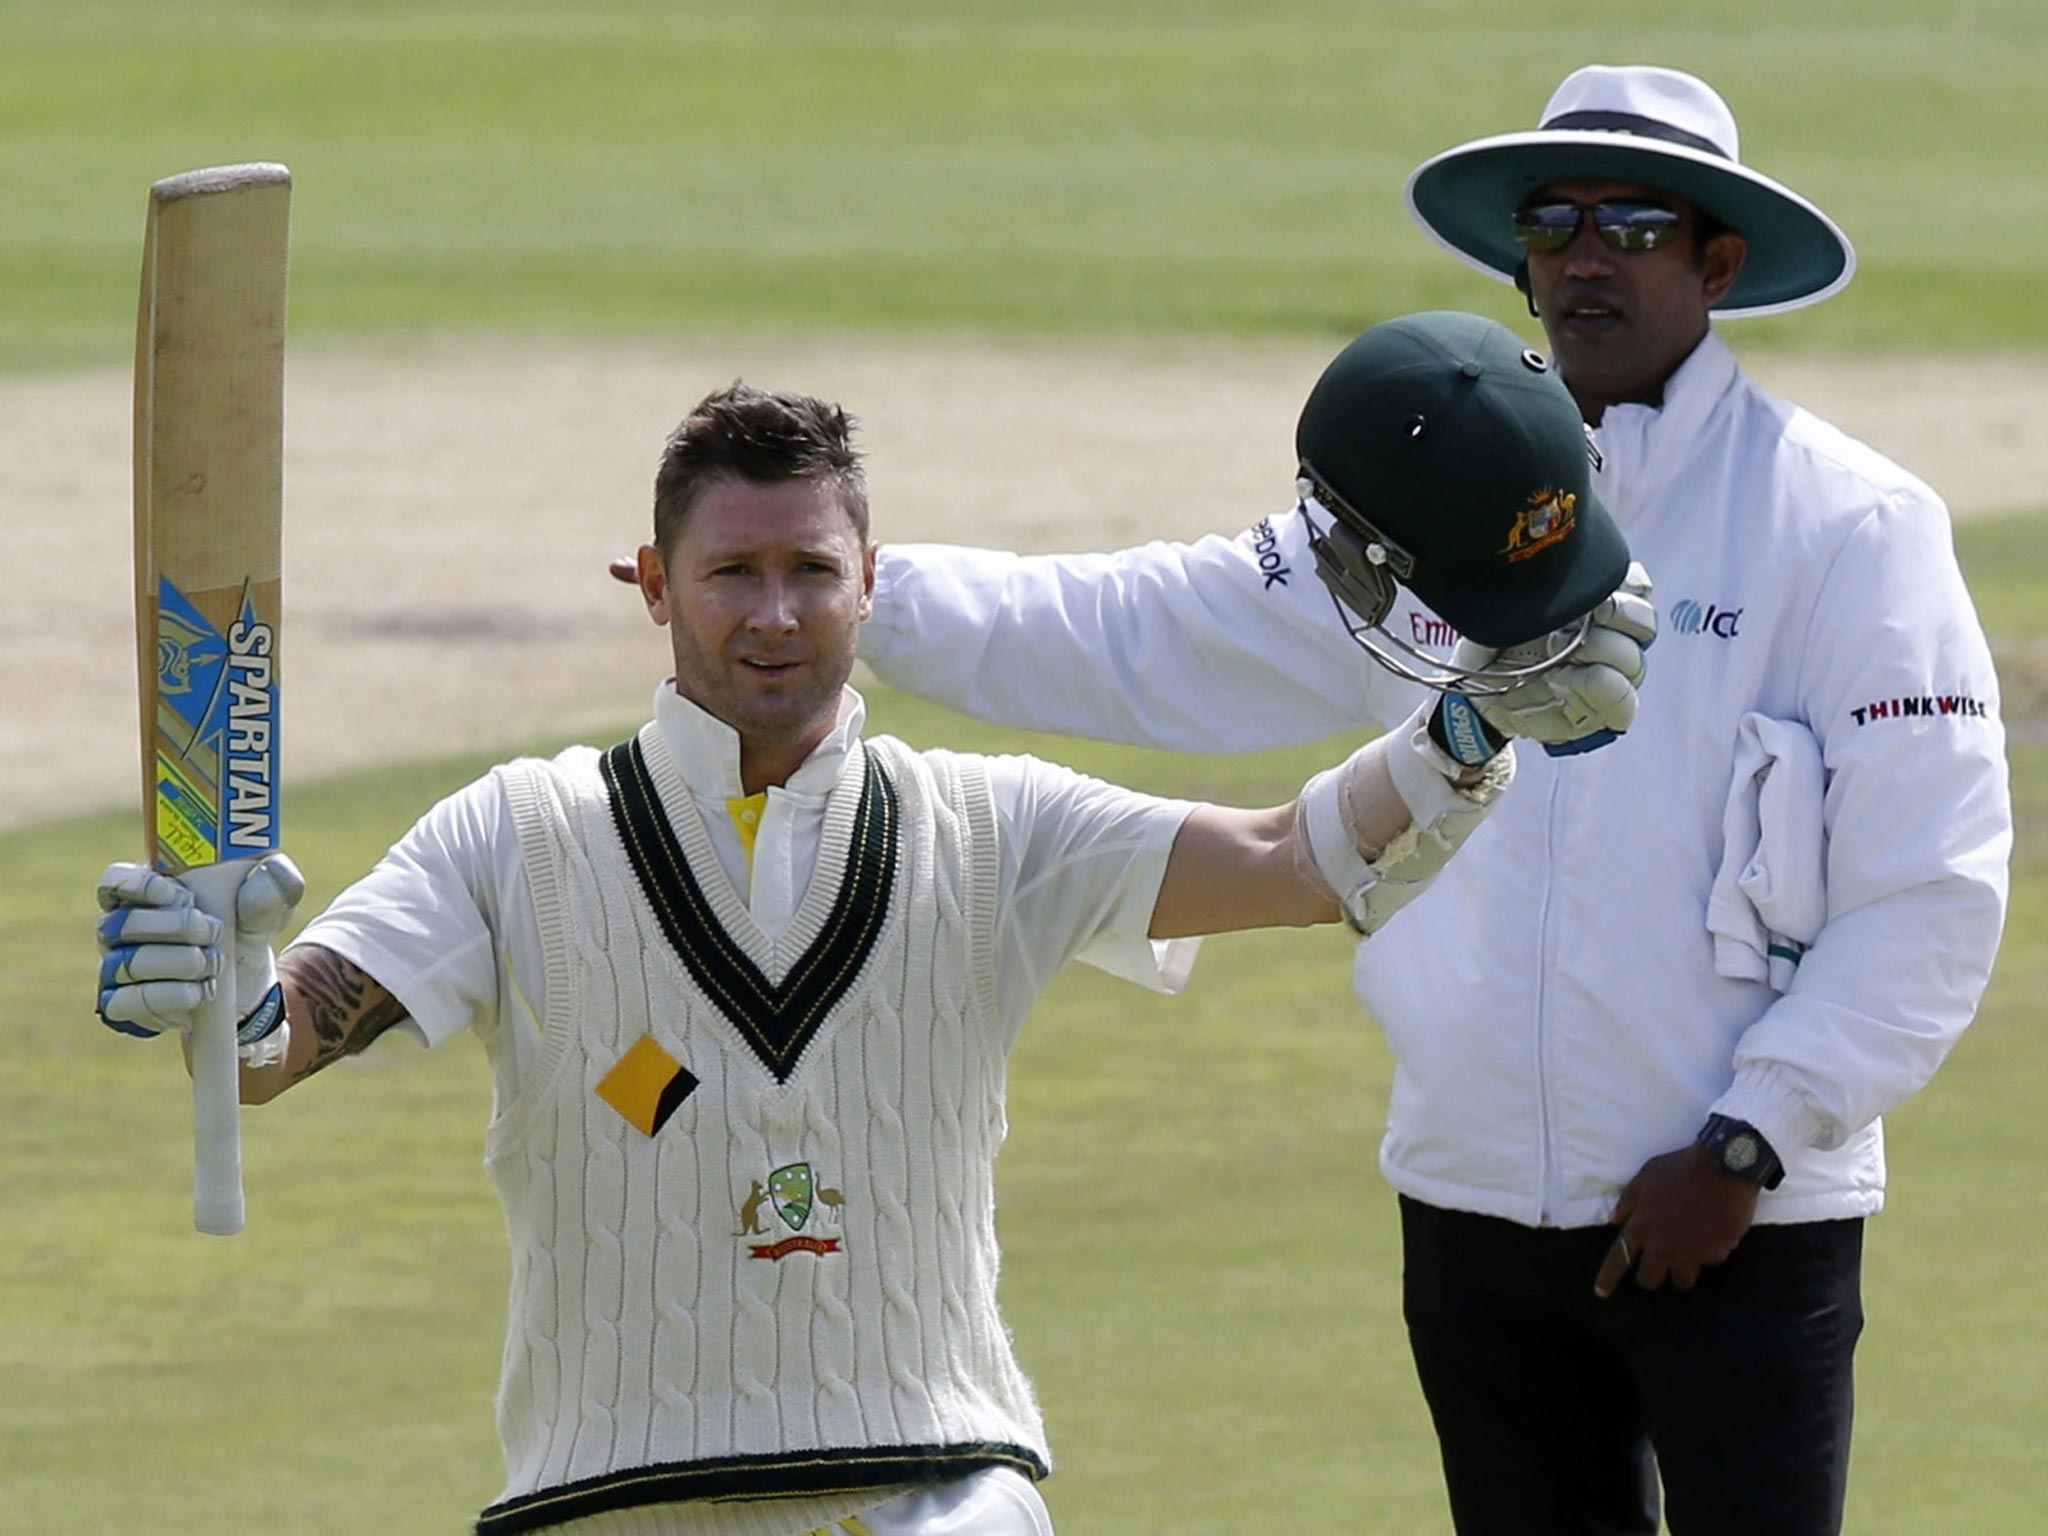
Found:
[1712,1063,1836,1159]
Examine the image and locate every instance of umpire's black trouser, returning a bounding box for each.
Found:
[1399,1196,1864,1536]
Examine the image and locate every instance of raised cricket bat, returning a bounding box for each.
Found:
[133,163,291,1236]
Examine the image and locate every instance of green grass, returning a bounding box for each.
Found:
[7,0,2048,367]
[1944,510,2048,727]
[3,514,2045,1533]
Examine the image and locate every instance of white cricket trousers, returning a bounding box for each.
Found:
[543,1468,1053,1536]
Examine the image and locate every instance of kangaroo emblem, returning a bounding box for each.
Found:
[737,1180,771,1235]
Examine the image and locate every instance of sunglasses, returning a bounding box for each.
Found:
[1510,201,1683,253]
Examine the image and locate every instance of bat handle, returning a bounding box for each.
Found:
[182,859,253,1236]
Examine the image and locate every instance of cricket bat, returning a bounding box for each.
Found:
[133,163,292,1236]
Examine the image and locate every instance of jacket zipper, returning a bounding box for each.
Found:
[1533,765,1566,1225]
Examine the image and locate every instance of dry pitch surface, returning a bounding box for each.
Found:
[10,337,2045,833]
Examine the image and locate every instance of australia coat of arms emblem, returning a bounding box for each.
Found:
[740,1162,845,1261]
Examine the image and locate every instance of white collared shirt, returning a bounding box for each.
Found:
[651,681,865,939]
[293,682,1200,1112]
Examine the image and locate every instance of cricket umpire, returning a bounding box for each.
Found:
[93,331,1650,1536]
[848,66,2012,1536]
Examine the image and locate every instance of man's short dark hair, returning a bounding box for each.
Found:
[653,383,869,555]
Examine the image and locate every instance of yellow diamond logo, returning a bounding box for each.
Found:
[595,1035,697,1136]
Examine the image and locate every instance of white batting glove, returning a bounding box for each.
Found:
[1450,561,1656,756]
[1296,701,1516,935]
[96,854,306,1064]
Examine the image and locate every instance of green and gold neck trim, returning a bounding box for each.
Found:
[600,733,898,1083]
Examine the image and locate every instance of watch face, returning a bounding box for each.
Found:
[1724,1132,1760,1172]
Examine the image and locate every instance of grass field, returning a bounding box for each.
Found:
[2,511,2044,1535]
[6,0,2048,367]
[7,2,2046,1530]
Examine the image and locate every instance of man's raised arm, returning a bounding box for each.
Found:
[1150,698,1514,939]
[248,945,411,1103]
[863,524,1407,751]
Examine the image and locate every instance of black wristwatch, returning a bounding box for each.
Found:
[1696,1114,1785,1190]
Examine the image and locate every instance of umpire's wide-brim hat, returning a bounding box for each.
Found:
[1297,311,1630,649]
[1405,65,1855,318]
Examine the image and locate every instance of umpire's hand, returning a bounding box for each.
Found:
[1594,1143,1761,1297]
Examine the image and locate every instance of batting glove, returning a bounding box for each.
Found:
[1446,561,1657,757]
[1296,700,1516,935]
[95,854,306,1064]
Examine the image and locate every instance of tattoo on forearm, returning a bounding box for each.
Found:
[278,945,408,1084]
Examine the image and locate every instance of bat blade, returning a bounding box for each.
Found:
[134,162,291,1237]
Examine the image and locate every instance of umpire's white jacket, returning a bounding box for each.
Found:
[861,331,2012,1230]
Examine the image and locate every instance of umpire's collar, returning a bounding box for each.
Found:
[651,681,866,802]
[1592,329,1741,524]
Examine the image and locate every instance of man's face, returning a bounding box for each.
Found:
[1521,178,1746,422]
[636,476,874,771]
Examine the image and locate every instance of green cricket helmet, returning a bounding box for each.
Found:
[1296,310,1630,691]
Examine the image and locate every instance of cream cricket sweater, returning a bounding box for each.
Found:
[474,724,1047,1536]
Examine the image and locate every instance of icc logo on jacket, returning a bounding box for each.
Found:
[1670,598,1742,638]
